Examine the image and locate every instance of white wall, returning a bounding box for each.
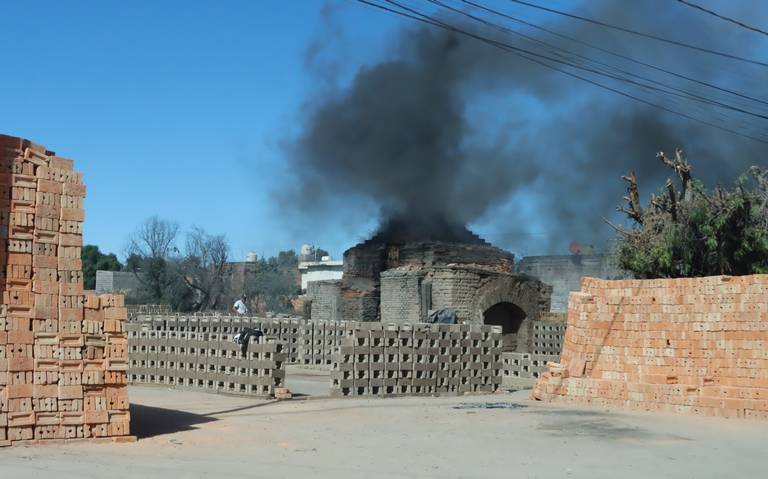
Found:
[300,262,343,291]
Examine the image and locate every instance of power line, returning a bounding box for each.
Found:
[354,0,768,144]
[504,0,768,67]
[675,0,768,37]
[460,0,768,107]
[385,0,768,134]
[428,0,768,120]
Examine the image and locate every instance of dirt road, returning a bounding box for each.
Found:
[0,385,764,478]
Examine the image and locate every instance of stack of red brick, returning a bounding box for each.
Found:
[533,275,768,419]
[1,134,130,446]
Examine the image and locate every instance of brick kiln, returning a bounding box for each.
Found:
[0,134,130,446]
[308,218,552,351]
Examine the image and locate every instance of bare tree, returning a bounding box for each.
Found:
[125,217,180,305]
[127,216,179,259]
[178,226,231,311]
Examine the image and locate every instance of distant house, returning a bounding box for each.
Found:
[298,258,343,292]
[95,270,143,294]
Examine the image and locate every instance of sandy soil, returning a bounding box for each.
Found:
[0,384,765,479]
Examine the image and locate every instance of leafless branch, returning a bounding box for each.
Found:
[619,171,643,224]
[657,148,692,201]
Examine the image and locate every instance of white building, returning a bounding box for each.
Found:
[298,258,343,292]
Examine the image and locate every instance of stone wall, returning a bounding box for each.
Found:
[534,275,768,419]
[518,254,628,312]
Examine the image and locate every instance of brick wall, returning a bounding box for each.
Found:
[307,280,342,321]
[0,134,130,446]
[380,270,424,323]
[534,275,768,419]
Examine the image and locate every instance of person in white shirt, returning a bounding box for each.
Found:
[233,295,248,315]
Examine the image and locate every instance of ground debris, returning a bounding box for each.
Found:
[452,402,528,410]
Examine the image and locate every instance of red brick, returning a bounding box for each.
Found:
[60,208,84,222]
[7,384,33,399]
[37,179,62,194]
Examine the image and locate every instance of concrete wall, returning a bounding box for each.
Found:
[95,270,142,294]
[518,254,628,313]
[535,275,768,419]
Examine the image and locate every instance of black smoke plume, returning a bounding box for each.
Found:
[285,0,768,253]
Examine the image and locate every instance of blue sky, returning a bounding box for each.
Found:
[2,1,762,262]
[0,1,405,261]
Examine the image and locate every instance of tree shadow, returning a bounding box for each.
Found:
[130,403,218,439]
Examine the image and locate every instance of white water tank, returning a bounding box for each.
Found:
[300,244,314,256]
[245,252,257,263]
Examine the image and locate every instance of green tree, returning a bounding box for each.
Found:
[276,249,299,267]
[611,150,768,278]
[81,245,122,290]
[244,250,301,313]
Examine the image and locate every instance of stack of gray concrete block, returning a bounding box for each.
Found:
[331,323,502,397]
[128,314,346,369]
[126,304,171,318]
[126,325,286,396]
[500,352,560,389]
[129,314,306,362]
[530,320,566,356]
[501,318,566,389]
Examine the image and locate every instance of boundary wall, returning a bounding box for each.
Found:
[535,275,768,419]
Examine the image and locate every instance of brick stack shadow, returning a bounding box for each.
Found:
[129,403,216,439]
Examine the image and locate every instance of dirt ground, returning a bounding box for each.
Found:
[1,382,766,479]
